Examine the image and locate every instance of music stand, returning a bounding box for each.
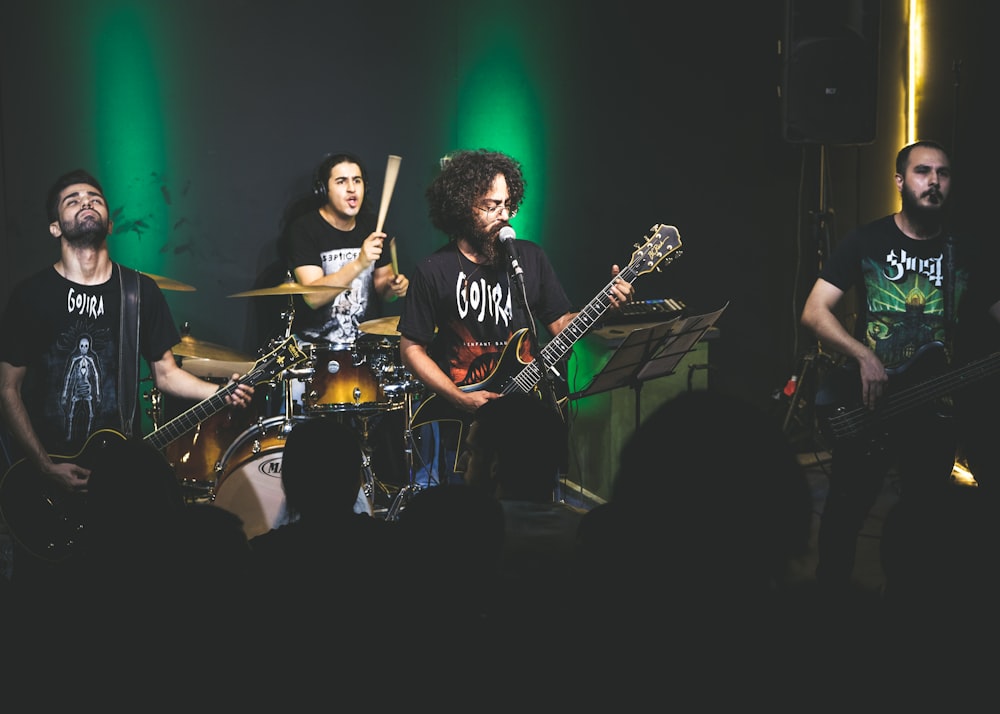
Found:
[570,303,728,430]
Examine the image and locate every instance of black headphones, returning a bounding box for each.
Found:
[312,152,367,199]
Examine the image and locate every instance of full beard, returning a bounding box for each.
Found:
[466,223,503,266]
[900,185,946,232]
[61,215,108,249]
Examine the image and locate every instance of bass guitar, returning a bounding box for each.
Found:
[815,340,1000,446]
[410,223,683,468]
[0,335,308,563]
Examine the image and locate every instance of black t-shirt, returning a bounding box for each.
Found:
[397,240,571,387]
[820,215,974,369]
[284,210,391,345]
[0,264,179,456]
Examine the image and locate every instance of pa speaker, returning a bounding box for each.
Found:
[781,0,881,145]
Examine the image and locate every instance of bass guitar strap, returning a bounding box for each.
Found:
[943,235,956,354]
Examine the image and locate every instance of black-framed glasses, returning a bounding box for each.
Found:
[475,201,517,219]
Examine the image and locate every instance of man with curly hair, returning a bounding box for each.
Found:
[397,149,632,486]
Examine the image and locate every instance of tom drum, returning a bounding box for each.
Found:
[302,343,391,414]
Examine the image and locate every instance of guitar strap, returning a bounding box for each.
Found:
[117,264,141,439]
[943,235,956,354]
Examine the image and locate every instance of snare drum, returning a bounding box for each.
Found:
[302,342,391,414]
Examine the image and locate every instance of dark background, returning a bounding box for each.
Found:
[0,0,992,421]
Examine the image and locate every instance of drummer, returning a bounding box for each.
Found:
[284,151,408,359]
[281,152,410,512]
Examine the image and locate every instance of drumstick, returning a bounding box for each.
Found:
[375,154,402,234]
[390,237,399,276]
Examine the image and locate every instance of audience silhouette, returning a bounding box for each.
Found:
[572,389,827,692]
[461,393,584,637]
[78,438,187,621]
[246,417,397,651]
[392,483,505,647]
[16,384,985,699]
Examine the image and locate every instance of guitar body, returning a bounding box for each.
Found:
[410,328,533,431]
[815,341,954,448]
[0,429,127,563]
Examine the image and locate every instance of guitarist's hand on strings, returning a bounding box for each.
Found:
[857,351,889,411]
[456,388,502,414]
[41,459,90,493]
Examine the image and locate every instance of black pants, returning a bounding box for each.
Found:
[816,410,957,593]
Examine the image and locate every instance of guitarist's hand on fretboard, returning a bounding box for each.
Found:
[609,263,634,308]
[218,373,255,409]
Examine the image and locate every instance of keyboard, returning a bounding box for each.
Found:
[601,297,686,325]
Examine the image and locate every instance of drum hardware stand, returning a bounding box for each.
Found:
[351,410,401,517]
[384,386,423,521]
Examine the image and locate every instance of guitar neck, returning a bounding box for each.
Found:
[507,265,642,395]
[145,387,237,451]
[503,223,682,395]
[142,334,306,451]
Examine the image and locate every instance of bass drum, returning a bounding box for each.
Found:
[212,415,375,537]
[211,416,303,539]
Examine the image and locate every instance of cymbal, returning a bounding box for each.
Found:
[358,315,400,336]
[228,280,349,298]
[142,272,196,292]
[182,358,256,380]
[173,335,253,362]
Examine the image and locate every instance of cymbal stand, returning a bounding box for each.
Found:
[276,284,307,423]
[353,412,379,514]
[384,388,422,521]
[402,388,415,487]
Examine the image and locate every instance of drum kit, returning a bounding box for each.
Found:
[147,274,424,537]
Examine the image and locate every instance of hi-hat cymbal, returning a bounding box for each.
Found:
[228,280,349,298]
[143,272,196,291]
[358,316,400,336]
[173,335,253,361]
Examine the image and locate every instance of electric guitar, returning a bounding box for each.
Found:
[410,223,683,468]
[815,340,1000,446]
[0,335,308,563]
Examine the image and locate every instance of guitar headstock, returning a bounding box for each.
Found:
[630,224,682,276]
[244,335,309,386]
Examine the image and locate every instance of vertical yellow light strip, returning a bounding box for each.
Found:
[907,0,924,144]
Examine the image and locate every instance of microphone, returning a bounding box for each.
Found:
[498,226,523,277]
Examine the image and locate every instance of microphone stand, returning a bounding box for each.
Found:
[507,251,564,420]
